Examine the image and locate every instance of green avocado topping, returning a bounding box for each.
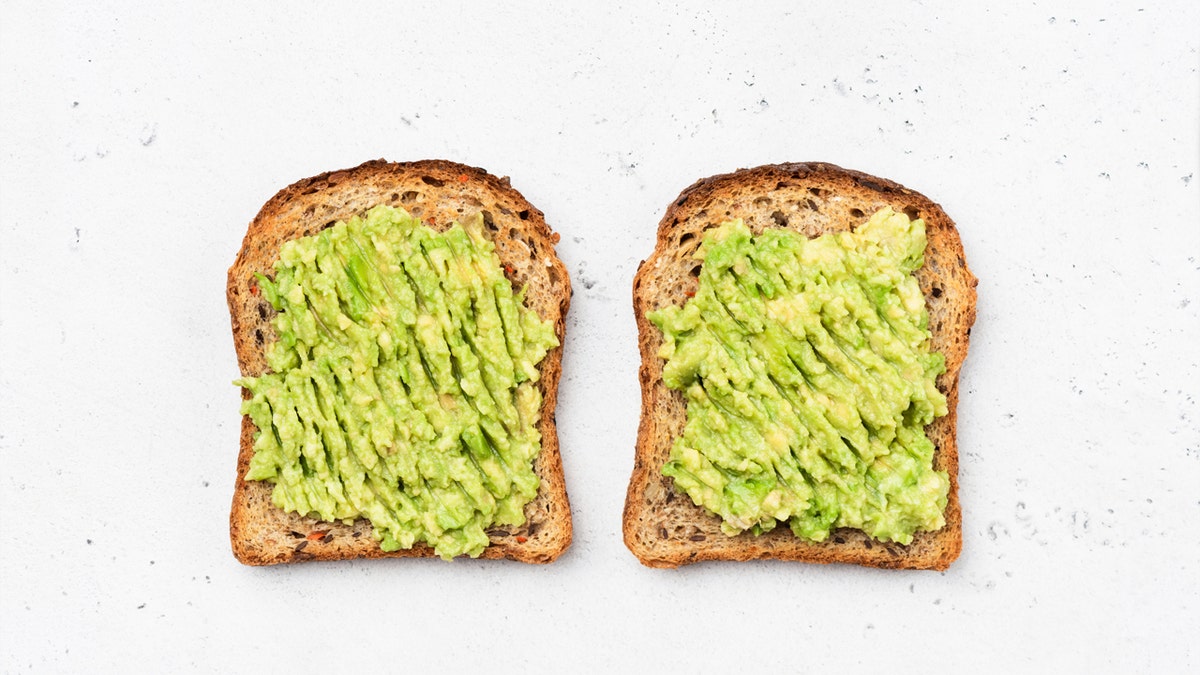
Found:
[648,208,949,544]
[236,205,558,560]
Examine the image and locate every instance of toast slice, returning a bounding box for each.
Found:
[625,163,977,570]
[228,159,572,565]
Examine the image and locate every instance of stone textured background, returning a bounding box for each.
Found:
[2,1,1197,671]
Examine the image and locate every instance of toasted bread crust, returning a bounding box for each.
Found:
[228,159,572,565]
[624,163,977,570]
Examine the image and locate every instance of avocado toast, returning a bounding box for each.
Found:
[625,163,977,570]
[228,159,572,565]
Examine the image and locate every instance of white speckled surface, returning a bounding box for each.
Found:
[2,1,1198,671]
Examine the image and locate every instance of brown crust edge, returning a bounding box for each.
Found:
[227,159,572,565]
[623,162,978,570]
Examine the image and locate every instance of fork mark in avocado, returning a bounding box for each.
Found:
[236,205,559,560]
[648,208,949,544]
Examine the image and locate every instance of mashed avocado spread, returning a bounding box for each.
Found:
[648,208,949,544]
[236,205,558,560]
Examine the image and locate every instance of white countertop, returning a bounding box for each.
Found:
[2,2,1197,672]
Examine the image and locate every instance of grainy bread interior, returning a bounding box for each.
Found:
[624,163,977,570]
[228,159,572,565]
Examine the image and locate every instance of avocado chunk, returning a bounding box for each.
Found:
[236,205,559,560]
[648,208,949,544]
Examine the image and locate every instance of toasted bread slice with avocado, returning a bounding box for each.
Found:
[624,163,976,570]
[228,159,572,565]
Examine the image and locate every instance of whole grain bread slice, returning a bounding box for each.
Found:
[228,159,572,565]
[625,163,977,570]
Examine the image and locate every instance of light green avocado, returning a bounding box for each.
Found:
[235,205,558,560]
[648,208,949,544]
